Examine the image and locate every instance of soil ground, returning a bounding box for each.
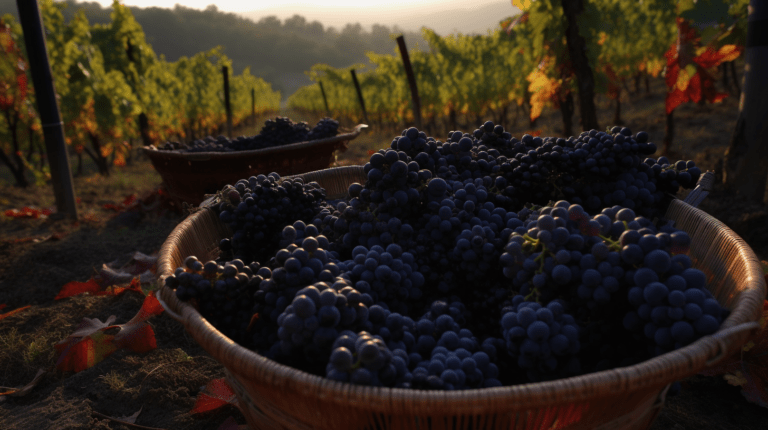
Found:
[1,75,767,429]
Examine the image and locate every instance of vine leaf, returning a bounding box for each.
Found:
[55,251,158,300]
[191,378,238,415]
[700,300,768,408]
[54,293,164,372]
[664,18,742,115]
[526,68,560,122]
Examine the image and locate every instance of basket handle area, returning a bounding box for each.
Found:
[703,321,762,367]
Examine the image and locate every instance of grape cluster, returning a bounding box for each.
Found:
[274,277,371,369]
[623,255,728,356]
[338,244,425,315]
[308,117,340,140]
[166,256,267,344]
[217,173,326,263]
[501,296,581,382]
[165,121,726,391]
[157,117,340,152]
[326,330,410,387]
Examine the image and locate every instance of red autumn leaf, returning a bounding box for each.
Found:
[3,206,55,219]
[54,293,164,372]
[113,293,164,353]
[192,378,238,415]
[103,194,137,212]
[54,316,118,372]
[700,300,768,408]
[55,278,102,300]
[0,304,31,321]
[664,18,740,115]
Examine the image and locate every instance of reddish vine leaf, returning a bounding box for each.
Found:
[700,300,768,408]
[3,206,54,219]
[55,278,101,300]
[55,251,158,300]
[664,18,742,115]
[114,293,164,353]
[0,304,31,321]
[103,194,137,212]
[54,316,118,372]
[54,293,164,372]
[191,378,238,415]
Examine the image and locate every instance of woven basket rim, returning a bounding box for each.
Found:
[141,124,367,160]
[156,166,766,410]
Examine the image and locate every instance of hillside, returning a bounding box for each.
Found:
[0,0,440,98]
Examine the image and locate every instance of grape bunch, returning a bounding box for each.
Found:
[338,244,426,316]
[273,277,371,369]
[308,117,340,140]
[165,256,267,345]
[326,330,411,387]
[157,117,341,152]
[216,173,326,264]
[500,296,581,382]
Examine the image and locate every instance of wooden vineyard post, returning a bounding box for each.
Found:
[319,81,330,116]
[222,66,232,138]
[251,88,256,125]
[396,35,422,129]
[350,69,370,126]
[724,0,768,202]
[16,0,78,220]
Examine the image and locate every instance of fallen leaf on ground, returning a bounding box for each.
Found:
[700,300,768,408]
[0,369,46,397]
[3,206,54,219]
[103,194,137,212]
[107,251,158,276]
[0,304,31,321]
[192,378,238,415]
[55,251,159,300]
[54,293,164,372]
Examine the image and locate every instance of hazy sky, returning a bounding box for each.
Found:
[82,0,517,34]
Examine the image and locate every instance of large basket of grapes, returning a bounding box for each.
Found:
[142,120,366,206]
[156,125,765,430]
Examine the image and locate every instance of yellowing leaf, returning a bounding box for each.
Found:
[512,0,534,11]
[676,64,697,91]
[526,70,560,122]
[717,44,742,63]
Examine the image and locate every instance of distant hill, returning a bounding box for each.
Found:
[238,2,519,37]
[1,0,508,100]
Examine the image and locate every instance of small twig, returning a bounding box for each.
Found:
[92,411,166,430]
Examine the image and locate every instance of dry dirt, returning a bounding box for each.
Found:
[1,76,768,430]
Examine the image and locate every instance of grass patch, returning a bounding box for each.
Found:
[99,370,131,392]
[0,326,59,378]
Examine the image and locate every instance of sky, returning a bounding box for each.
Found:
[82,0,518,34]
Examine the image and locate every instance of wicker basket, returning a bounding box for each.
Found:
[142,125,366,206]
[156,166,766,430]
